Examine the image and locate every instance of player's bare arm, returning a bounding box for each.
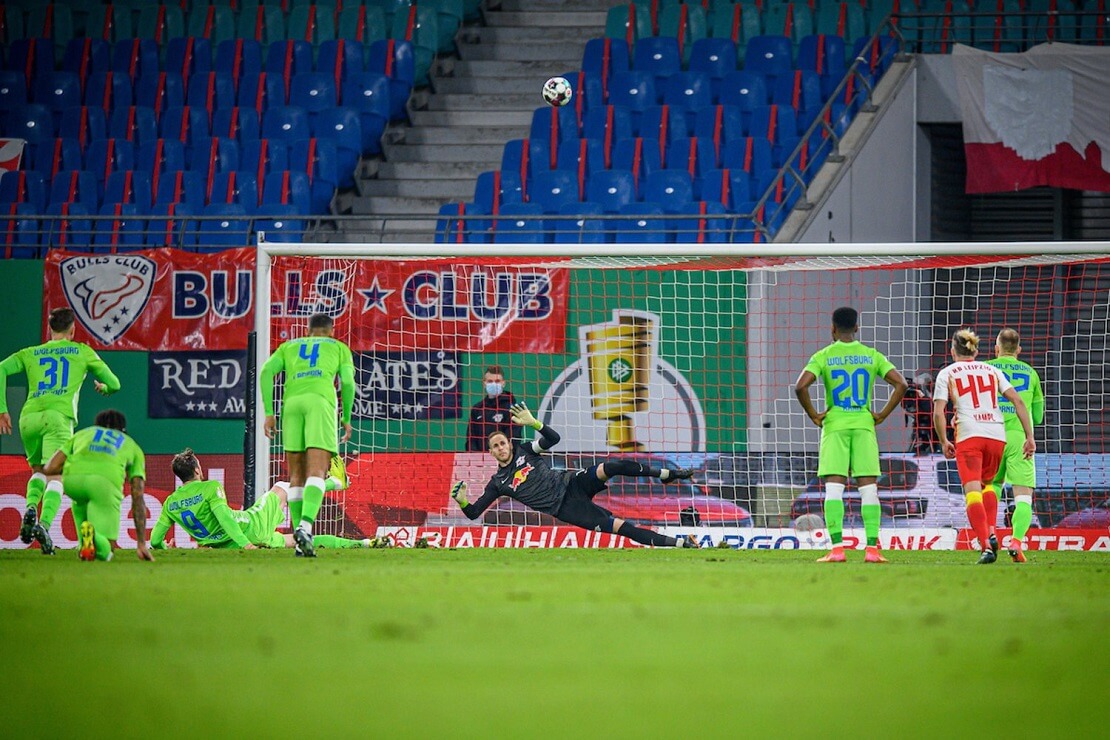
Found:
[872,368,909,425]
[932,399,955,458]
[130,476,154,562]
[793,370,826,427]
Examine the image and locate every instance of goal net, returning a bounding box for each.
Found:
[254,242,1110,550]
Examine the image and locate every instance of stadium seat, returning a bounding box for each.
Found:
[237,3,285,46]
[763,3,814,44]
[659,2,708,64]
[155,169,206,206]
[664,137,718,178]
[693,105,746,160]
[215,39,263,89]
[161,106,211,150]
[586,169,636,213]
[671,200,728,243]
[500,139,535,191]
[367,39,415,122]
[608,71,658,129]
[639,103,690,143]
[721,136,775,195]
[689,38,738,100]
[0,71,29,120]
[699,167,753,212]
[561,69,604,119]
[644,169,695,213]
[207,170,258,207]
[146,201,197,247]
[86,138,136,185]
[237,72,286,112]
[388,4,437,86]
[341,72,391,154]
[582,38,630,103]
[61,39,111,91]
[183,72,233,117]
[187,3,236,45]
[1,203,42,259]
[615,201,667,243]
[556,138,605,197]
[473,170,524,215]
[58,107,107,149]
[241,138,290,185]
[195,202,249,252]
[85,71,134,112]
[189,137,241,180]
[851,35,898,93]
[7,39,55,85]
[436,202,481,244]
[136,72,187,117]
[49,169,99,208]
[749,104,801,167]
[46,201,93,249]
[318,39,366,83]
[661,72,713,130]
[0,170,48,212]
[719,72,773,127]
[166,38,213,87]
[553,201,607,244]
[27,4,76,54]
[633,36,682,90]
[919,0,972,54]
[797,34,848,99]
[815,2,868,44]
[262,170,312,214]
[136,139,187,184]
[290,72,340,115]
[29,138,84,180]
[337,5,388,45]
[531,169,581,215]
[7,104,55,144]
[209,106,260,142]
[288,4,337,45]
[33,72,83,122]
[135,4,185,45]
[530,106,579,147]
[262,105,312,143]
[84,3,134,43]
[426,0,464,55]
[493,202,545,244]
[605,4,652,48]
[311,107,362,188]
[111,39,160,80]
[971,0,1024,52]
[104,169,154,212]
[612,136,663,191]
[707,2,761,56]
[93,202,146,253]
[265,40,315,101]
[581,106,632,167]
[771,70,824,136]
[744,36,794,81]
[255,203,305,243]
[286,138,339,212]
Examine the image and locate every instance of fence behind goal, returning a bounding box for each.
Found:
[255,243,1110,550]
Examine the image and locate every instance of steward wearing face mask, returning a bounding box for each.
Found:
[465,365,523,452]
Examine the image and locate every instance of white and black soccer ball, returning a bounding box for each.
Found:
[541,76,573,107]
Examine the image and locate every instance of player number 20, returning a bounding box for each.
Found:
[831,368,869,409]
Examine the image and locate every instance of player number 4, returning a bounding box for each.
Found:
[298,342,320,367]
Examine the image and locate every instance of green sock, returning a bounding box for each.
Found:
[299,478,325,531]
[315,535,364,549]
[1012,500,1033,541]
[861,504,881,547]
[325,476,341,492]
[289,494,303,532]
[39,486,62,528]
[26,476,46,510]
[94,531,112,561]
[824,498,845,545]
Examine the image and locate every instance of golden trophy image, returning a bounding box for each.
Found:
[581,309,656,451]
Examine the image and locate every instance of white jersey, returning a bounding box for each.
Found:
[933,360,1013,443]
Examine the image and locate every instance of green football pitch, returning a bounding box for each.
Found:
[1,548,1106,738]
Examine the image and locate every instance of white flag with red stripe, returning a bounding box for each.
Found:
[953,43,1110,193]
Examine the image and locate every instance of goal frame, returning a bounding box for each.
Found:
[251,238,1109,498]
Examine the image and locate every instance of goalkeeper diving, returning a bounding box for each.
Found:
[450,403,700,548]
[150,449,382,550]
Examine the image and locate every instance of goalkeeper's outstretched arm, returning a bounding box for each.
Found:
[452,480,501,521]
[511,402,561,451]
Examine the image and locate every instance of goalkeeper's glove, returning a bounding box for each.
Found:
[510,402,543,431]
[450,480,469,507]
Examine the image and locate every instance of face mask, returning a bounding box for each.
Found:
[485,382,503,397]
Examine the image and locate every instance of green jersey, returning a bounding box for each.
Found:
[61,425,145,489]
[260,335,356,423]
[0,339,120,420]
[151,479,251,548]
[804,341,896,433]
[986,356,1044,432]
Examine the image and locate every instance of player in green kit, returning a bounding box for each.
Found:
[260,313,356,557]
[0,307,120,555]
[150,448,374,550]
[985,328,1044,563]
[795,307,908,563]
[43,409,151,562]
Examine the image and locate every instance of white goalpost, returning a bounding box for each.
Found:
[253,239,1109,550]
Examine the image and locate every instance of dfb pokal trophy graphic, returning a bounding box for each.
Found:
[583,310,655,451]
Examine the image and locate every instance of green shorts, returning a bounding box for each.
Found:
[993,427,1036,488]
[63,473,124,541]
[817,428,880,478]
[241,490,286,547]
[281,394,338,454]
[19,409,73,467]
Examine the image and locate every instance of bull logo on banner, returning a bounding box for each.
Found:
[59,255,156,345]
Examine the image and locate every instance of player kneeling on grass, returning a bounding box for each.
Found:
[43,409,152,562]
[450,403,700,548]
[150,449,375,551]
[933,329,1035,565]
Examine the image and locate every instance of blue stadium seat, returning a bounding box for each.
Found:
[311,107,362,188]
[215,39,263,89]
[236,3,285,47]
[318,39,366,82]
[85,70,133,112]
[238,71,287,111]
[189,137,241,179]
[661,71,713,130]
[261,170,312,214]
[7,39,55,84]
[290,72,339,115]
[689,37,738,100]
[286,138,339,213]
[262,105,312,143]
[493,202,545,244]
[58,107,108,149]
[104,170,154,212]
[136,71,187,116]
[749,104,800,167]
[61,39,111,90]
[721,137,775,195]
[644,169,695,214]
[797,34,848,99]
[340,72,390,154]
[500,139,535,190]
[0,71,29,122]
[84,3,134,44]
[744,35,793,81]
[7,104,55,144]
[633,36,682,90]
[207,171,259,207]
[195,202,249,252]
[582,105,634,146]
[166,37,213,84]
[265,39,316,84]
[719,70,769,131]
[111,39,160,80]
[288,4,338,45]
[615,202,667,243]
[240,138,291,185]
[582,37,630,101]
[46,202,93,249]
[161,106,211,151]
[851,35,897,97]
[586,169,636,214]
[33,72,82,122]
[155,169,206,206]
[48,169,99,208]
[473,170,524,215]
[146,201,197,247]
[436,202,482,244]
[255,203,305,243]
[186,72,236,114]
[367,39,415,122]
[108,106,158,146]
[28,138,83,180]
[771,70,824,135]
[671,200,728,243]
[699,167,753,212]
[337,4,389,46]
[531,169,581,215]
[530,106,579,147]
[639,104,689,143]
[608,71,658,129]
[556,138,606,196]
[86,138,136,185]
[612,136,663,191]
[1,203,42,259]
[93,203,146,253]
[211,105,262,142]
[659,1,709,64]
[664,137,718,178]
[137,138,188,180]
[0,170,48,212]
[553,201,608,244]
[692,105,746,158]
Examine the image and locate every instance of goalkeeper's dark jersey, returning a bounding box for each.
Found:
[461,426,566,518]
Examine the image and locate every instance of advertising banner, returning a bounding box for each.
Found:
[352,351,462,420]
[148,351,248,419]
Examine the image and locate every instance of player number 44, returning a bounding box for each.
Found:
[954,373,998,410]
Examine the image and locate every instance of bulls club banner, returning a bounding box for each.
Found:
[43,250,569,353]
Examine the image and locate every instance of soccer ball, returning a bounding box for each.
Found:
[541,76,573,107]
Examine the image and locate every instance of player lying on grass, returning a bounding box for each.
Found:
[450,403,700,548]
[43,409,151,562]
[150,448,378,550]
[933,329,1035,565]
[0,307,121,555]
[985,328,1044,563]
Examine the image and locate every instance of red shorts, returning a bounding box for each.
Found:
[955,437,1006,487]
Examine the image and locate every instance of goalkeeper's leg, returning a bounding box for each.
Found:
[598,460,693,486]
[555,484,697,548]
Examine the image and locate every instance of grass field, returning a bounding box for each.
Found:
[1,548,1107,739]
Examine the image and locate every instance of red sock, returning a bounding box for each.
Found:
[983,488,998,535]
[966,501,990,549]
